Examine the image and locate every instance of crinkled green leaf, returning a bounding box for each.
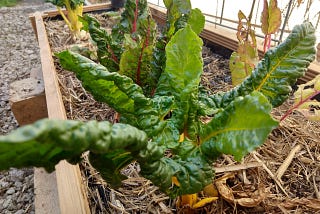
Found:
[56,50,148,116]
[187,8,205,35]
[0,119,146,172]
[175,8,205,35]
[120,43,156,95]
[0,119,213,198]
[156,25,203,131]
[164,0,191,38]
[80,15,120,72]
[138,140,213,197]
[200,91,278,161]
[211,22,316,108]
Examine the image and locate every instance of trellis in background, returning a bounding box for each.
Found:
[148,0,320,46]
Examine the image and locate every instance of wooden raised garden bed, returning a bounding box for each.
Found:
[28,3,320,214]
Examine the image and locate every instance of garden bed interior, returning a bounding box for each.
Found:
[29,3,320,214]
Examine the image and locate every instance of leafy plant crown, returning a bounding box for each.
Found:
[0,0,316,198]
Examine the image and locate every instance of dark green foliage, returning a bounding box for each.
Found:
[0,1,316,198]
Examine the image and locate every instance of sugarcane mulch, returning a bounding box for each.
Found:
[45,14,320,213]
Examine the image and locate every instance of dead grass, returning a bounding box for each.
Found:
[45,14,320,213]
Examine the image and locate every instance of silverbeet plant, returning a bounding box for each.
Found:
[0,0,316,198]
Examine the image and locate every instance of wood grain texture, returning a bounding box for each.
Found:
[34,169,60,214]
[33,12,90,214]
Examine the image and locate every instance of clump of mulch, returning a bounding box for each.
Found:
[45,11,320,214]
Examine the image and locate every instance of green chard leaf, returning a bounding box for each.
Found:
[0,119,147,172]
[56,50,175,141]
[164,0,192,38]
[0,119,213,198]
[210,22,316,108]
[156,25,203,134]
[80,15,121,72]
[138,140,213,197]
[56,50,147,117]
[200,91,278,161]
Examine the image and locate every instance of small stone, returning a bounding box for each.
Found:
[25,49,34,55]
[21,194,31,202]
[0,181,10,188]
[0,199,4,211]
[14,210,25,214]
[6,187,15,195]
[14,181,23,188]
[2,198,12,209]
[9,169,25,182]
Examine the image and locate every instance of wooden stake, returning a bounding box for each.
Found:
[215,162,262,173]
[276,144,302,180]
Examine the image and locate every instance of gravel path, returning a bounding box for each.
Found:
[0,1,54,213]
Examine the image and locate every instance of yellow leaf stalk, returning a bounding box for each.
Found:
[56,0,84,39]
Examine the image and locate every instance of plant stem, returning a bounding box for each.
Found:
[280,90,320,121]
[57,6,72,31]
[132,0,139,33]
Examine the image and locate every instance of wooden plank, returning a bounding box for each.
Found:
[29,15,38,41]
[42,3,112,18]
[34,169,60,214]
[33,12,90,214]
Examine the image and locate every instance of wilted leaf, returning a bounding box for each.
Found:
[230,44,258,86]
[177,194,198,207]
[293,75,320,121]
[230,10,258,86]
[215,173,235,203]
[172,176,181,187]
[261,0,281,35]
[236,186,266,207]
[281,198,320,210]
[203,183,219,197]
[215,173,266,207]
[192,197,218,209]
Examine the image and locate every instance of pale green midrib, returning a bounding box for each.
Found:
[255,36,306,91]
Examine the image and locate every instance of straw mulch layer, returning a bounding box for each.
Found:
[45,12,320,213]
